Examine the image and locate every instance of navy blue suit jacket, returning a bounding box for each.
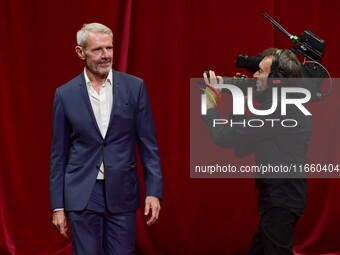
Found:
[50,70,162,212]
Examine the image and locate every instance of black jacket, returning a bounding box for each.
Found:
[203,90,312,215]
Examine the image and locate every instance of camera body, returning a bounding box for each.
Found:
[292,30,326,62]
[234,52,328,101]
[204,13,329,101]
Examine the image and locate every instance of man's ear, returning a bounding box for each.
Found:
[75,46,85,60]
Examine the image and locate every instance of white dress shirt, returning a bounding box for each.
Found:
[84,69,113,179]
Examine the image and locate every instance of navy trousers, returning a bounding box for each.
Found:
[68,180,136,255]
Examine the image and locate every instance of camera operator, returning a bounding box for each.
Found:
[203,48,312,255]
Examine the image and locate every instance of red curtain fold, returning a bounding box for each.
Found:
[116,0,132,72]
[1,0,340,254]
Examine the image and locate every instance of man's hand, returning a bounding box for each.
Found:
[203,70,223,109]
[234,72,248,79]
[52,210,68,238]
[144,196,161,226]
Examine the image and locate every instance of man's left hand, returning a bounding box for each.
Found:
[144,196,161,226]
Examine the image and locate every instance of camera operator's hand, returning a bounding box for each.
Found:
[203,70,223,109]
[234,72,248,79]
[233,72,249,100]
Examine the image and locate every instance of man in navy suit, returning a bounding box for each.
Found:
[50,23,162,255]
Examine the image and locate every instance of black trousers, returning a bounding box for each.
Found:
[249,207,300,255]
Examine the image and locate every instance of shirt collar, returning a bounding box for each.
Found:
[84,69,113,87]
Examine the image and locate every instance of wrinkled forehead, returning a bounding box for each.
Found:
[87,31,113,40]
[84,32,113,46]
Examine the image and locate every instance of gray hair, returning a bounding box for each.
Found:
[276,49,302,78]
[262,48,302,78]
[76,23,113,47]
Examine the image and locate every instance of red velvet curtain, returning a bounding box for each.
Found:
[1,0,340,254]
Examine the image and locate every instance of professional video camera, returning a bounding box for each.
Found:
[230,13,330,102]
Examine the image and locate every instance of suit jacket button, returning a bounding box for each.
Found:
[103,142,107,147]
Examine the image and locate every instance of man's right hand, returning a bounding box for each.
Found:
[203,70,223,109]
[52,210,68,238]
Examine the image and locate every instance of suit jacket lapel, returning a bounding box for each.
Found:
[78,73,103,137]
[108,70,120,125]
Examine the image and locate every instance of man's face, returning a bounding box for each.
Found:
[253,56,273,92]
[76,31,113,78]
